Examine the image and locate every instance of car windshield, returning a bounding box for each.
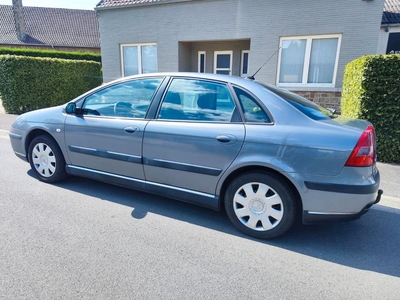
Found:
[258,83,335,120]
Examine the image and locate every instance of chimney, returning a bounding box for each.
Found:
[12,0,27,41]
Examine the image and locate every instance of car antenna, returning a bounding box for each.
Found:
[246,47,281,81]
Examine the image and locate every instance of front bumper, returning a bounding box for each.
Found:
[9,129,28,162]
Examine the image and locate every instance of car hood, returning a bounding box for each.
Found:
[11,105,66,130]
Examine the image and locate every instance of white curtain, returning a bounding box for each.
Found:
[308,38,338,84]
[279,39,306,83]
[141,45,158,74]
[123,46,139,76]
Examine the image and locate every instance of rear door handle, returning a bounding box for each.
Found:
[216,134,236,143]
[124,126,139,133]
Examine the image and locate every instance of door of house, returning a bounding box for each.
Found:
[214,51,232,75]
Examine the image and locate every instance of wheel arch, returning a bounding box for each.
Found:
[25,129,56,162]
[219,166,303,216]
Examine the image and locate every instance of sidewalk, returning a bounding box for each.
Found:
[0,99,4,114]
[0,100,18,139]
[0,99,399,208]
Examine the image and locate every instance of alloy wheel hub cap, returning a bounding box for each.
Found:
[40,154,49,165]
[250,198,265,214]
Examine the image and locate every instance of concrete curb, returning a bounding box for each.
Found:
[379,195,400,208]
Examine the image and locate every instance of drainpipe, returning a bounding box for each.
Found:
[12,0,27,41]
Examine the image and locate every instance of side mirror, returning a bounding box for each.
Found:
[65,102,77,114]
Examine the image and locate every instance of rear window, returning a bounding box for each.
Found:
[233,86,271,123]
[259,83,333,120]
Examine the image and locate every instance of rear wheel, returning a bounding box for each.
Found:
[28,135,67,183]
[225,172,296,239]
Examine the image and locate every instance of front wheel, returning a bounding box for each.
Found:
[225,172,297,239]
[28,135,67,183]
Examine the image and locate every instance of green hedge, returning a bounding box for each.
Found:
[342,55,400,163]
[0,47,101,62]
[0,55,102,114]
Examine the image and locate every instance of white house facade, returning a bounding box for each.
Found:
[96,0,387,109]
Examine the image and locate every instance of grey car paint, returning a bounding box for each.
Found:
[9,72,381,238]
[143,121,245,195]
[64,115,146,180]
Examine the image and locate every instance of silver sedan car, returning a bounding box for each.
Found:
[9,73,382,239]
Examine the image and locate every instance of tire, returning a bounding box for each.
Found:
[224,171,297,239]
[28,135,67,183]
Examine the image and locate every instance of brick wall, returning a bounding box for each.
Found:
[292,91,342,112]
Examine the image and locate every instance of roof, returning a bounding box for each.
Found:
[382,0,400,24]
[0,5,100,48]
[97,0,400,26]
[96,0,187,9]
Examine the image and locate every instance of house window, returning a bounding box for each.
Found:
[214,51,233,75]
[198,51,206,73]
[121,43,158,77]
[277,35,341,87]
[241,50,249,77]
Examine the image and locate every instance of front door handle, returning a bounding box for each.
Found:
[124,126,139,133]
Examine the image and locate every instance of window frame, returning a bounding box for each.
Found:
[276,34,342,88]
[241,50,250,77]
[213,50,233,75]
[120,43,158,77]
[198,51,206,73]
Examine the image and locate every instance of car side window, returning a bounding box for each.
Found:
[233,86,271,123]
[82,78,162,118]
[158,78,236,122]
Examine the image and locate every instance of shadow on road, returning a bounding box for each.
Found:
[45,172,400,278]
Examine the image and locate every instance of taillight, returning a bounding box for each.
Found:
[345,125,376,167]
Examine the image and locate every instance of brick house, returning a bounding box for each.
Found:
[0,0,100,53]
[95,0,388,110]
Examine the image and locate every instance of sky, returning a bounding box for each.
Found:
[0,0,99,10]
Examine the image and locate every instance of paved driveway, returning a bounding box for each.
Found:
[1,135,400,299]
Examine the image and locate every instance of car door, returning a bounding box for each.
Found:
[143,77,245,197]
[64,77,164,182]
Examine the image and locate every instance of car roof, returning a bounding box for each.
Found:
[114,72,259,89]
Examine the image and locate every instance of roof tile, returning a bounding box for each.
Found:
[96,0,173,8]
[97,0,400,26]
[0,5,100,48]
[382,0,400,24]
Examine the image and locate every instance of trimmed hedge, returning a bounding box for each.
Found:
[342,55,400,163]
[0,55,102,114]
[0,47,101,62]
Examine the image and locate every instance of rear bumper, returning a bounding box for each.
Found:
[304,180,379,195]
[303,189,383,224]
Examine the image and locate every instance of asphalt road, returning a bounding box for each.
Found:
[1,134,400,299]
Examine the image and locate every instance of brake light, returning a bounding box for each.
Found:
[345,125,376,167]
